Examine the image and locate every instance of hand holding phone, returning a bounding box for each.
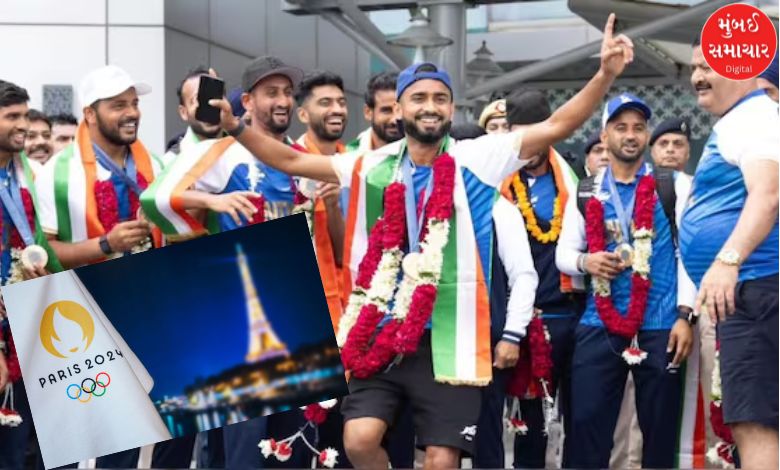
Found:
[196,75,226,125]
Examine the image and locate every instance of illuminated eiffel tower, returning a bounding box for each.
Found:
[236,243,288,363]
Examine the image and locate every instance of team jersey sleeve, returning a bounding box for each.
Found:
[556,189,587,276]
[493,197,538,341]
[719,98,779,169]
[674,173,697,309]
[451,131,527,187]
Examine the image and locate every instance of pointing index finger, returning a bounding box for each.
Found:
[603,13,616,42]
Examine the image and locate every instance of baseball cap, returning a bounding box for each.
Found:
[396,63,452,100]
[649,118,690,146]
[478,99,506,128]
[506,89,552,126]
[242,56,304,93]
[601,93,652,128]
[79,65,151,107]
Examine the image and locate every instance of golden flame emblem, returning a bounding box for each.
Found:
[39,301,95,358]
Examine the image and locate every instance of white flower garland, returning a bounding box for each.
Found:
[391,219,450,321]
[7,249,23,285]
[590,227,654,295]
[336,244,403,347]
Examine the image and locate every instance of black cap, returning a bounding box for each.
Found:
[242,56,304,93]
[450,123,486,140]
[506,89,551,126]
[584,131,602,155]
[650,118,690,147]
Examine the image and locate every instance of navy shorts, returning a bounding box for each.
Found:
[341,332,482,455]
[719,274,778,429]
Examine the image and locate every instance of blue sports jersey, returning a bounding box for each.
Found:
[524,171,556,222]
[581,164,679,330]
[680,90,779,286]
[217,162,295,232]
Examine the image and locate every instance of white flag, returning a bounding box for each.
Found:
[1,270,171,469]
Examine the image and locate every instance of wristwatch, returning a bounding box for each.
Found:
[716,248,741,266]
[99,235,114,255]
[678,307,698,325]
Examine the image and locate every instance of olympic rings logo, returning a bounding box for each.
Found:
[66,372,111,403]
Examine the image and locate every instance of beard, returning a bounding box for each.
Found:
[524,151,549,171]
[258,107,291,135]
[403,115,451,145]
[371,119,402,144]
[608,140,645,163]
[0,130,25,154]
[190,120,222,139]
[310,116,344,142]
[96,113,137,146]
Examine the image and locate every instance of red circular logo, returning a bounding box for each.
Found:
[700,3,777,81]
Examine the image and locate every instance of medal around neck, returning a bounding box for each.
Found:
[615,242,634,266]
[21,244,48,270]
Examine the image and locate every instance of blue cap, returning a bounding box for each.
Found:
[601,93,652,128]
[396,63,452,100]
[759,51,778,86]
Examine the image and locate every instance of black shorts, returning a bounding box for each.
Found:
[340,332,482,454]
[719,274,778,429]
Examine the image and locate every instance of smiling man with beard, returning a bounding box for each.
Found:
[495,89,583,469]
[295,71,348,329]
[205,14,636,469]
[162,66,224,166]
[679,41,779,470]
[556,93,697,469]
[347,72,402,153]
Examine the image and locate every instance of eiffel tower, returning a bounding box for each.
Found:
[236,243,288,363]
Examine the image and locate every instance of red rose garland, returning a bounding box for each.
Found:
[505,316,554,435]
[585,175,656,340]
[341,154,456,379]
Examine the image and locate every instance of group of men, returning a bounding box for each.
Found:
[0,13,777,470]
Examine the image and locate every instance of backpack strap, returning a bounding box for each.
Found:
[654,166,678,246]
[576,175,598,218]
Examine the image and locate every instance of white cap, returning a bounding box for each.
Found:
[79,65,151,107]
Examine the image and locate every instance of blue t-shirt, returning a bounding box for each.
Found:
[0,168,14,285]
[524,171,556,222]
[680,90,779,286]
[217,162,295,232]
[580,165,679,330]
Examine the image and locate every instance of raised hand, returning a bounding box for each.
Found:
[600,13,635,77]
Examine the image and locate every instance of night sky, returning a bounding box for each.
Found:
[76,214,336,400]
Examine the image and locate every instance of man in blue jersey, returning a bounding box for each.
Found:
[680,41,779,470]
[556,93,696,468]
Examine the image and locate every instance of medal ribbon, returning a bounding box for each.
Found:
[93,144,142,196]
[604,164,641,244]
[399,137,450,253]
[0,161,34,247]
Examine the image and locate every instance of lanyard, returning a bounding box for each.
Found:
[401,153,435,253]
[604,164,641,244]
[0,161,34,247]
[93,144,142,196]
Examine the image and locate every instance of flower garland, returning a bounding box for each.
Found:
[707,346,736,468]
[0,186,37,428]
[258,399,340,468]
[338,154,456,379]
[511,173,562,243]
[505,315,555,435]
[585,175,655,364]
[95,173,154,254]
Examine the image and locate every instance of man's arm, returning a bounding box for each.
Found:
[521,13,634,160]
[493,198,538,369]
[210,101,339,184]
[697,159,779,319]
[46,220,151,270]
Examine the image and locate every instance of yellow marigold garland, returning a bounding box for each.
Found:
[512,173,562,244]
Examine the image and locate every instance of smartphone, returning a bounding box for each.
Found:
[195,75,225,125]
